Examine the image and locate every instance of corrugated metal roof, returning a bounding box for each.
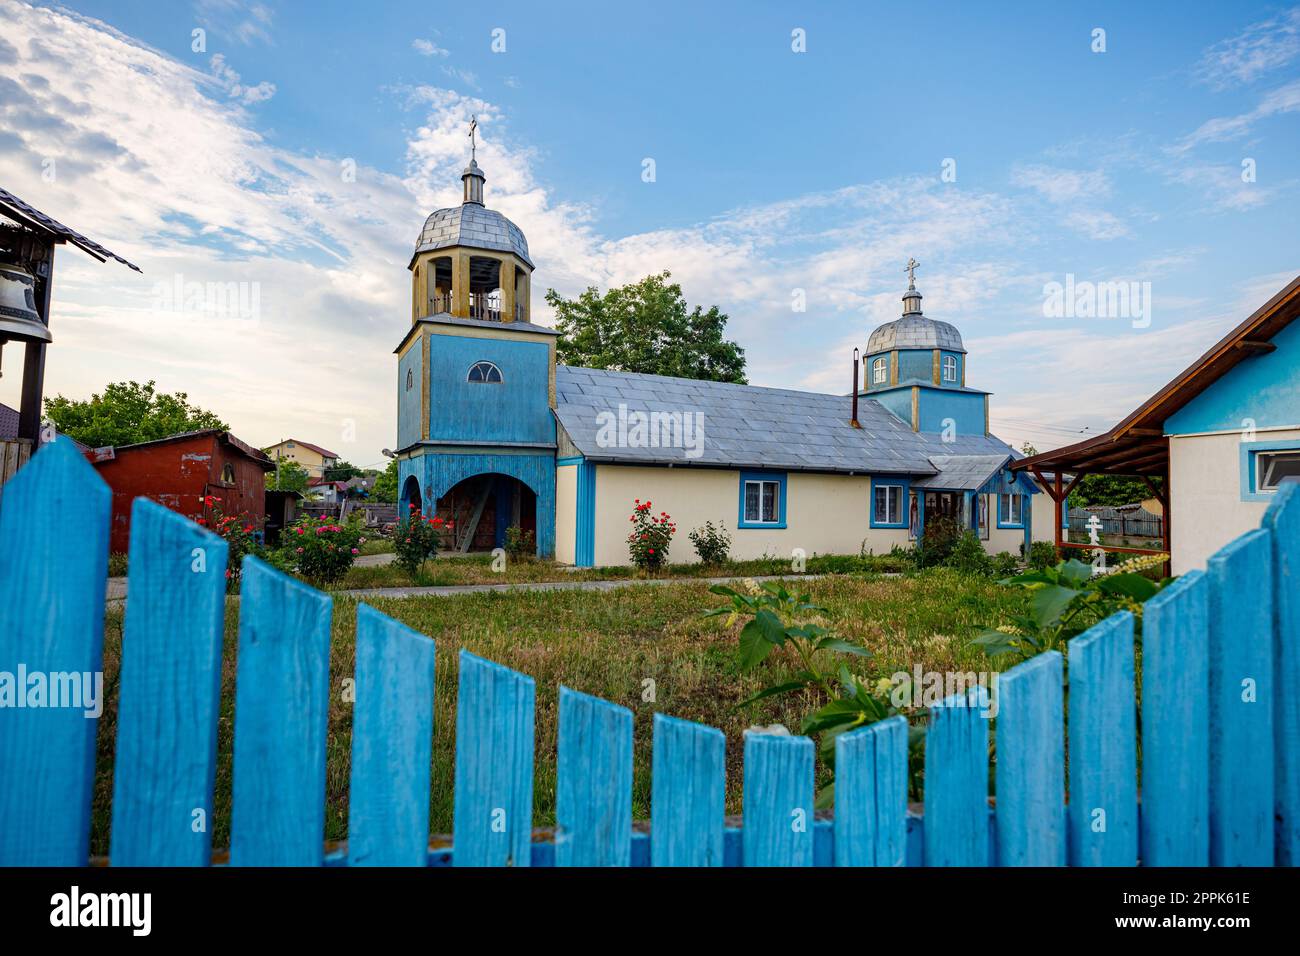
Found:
[554,366,1018,477]
[0,187,141,272]
[911,454,1011,490]
[412,203,532,267]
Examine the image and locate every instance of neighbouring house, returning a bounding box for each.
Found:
[1016,275,1300,574]
[86,429,275,553]
[306,477,349,504]
[263,438,341,479]
[393,148,1062,564]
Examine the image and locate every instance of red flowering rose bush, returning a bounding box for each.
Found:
[626,499,675,572]
[393,504,453,577]
[279,514,364,585]
[197,494,261,591]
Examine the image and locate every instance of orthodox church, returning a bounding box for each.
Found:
[394,147,1054,565]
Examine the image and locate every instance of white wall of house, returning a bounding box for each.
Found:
[554,462,578,565]
[1168,426,1300,573]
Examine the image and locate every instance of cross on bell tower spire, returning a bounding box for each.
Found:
[461,115,485,205]
[904,256,920,290]
[901,257,923,315]
[468,115,478,161]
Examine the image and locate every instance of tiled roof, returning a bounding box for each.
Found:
[554,366,1017,476]
[276,439,340,459]
[412,203,531,267]
[0,402,18,442]
[0,187,141,272]
[911,453,1012,490]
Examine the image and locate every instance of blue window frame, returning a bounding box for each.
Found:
[737,470,787,529]
[1239,439,1300,502]
[997,492,1025,528]
[467,361,503,383]
[870,480,907,528]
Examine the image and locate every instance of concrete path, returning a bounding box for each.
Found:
[354,552,395,567]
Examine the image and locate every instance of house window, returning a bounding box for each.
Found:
[872,483,904,526]
[1256,451,1300,493]
[220,463,235,483]
[467,361,503,383]
[998,492,1023,526]
[942,355,958,382]
[871,357,887,384]
[738,470,786,528]
[405,368,414,391]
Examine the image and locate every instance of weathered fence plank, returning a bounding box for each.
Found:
[346,604,436,867]
[742,732,814,866]
[1207,528,1274,865]
[452,649,535,866]
[1264,482,1300,865]
[110,499,228,866]
[650,713,725,866]
[230,557,333,866]
[834,716,908,866]
[996,651,1065,866]
[924,687,990,866]
[1141,570,1209,866]
[556,686,632,866]
[1068,611,1137,866]
[0,439,109,866]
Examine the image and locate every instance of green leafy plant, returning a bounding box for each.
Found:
[1023,540,1058,570]
[971,555,1170,661]
[393,504,451,577]
[279,514,364,585]
[199,494,262,591]
[706,580,920,806]
[944,530,992,576]
[504,524,536,561]
[627,499,675,572]
[688,520,731,565]
[914,515,961,568]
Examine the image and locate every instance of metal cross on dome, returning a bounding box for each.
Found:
[468,115,478,161]
[905,257,920,288]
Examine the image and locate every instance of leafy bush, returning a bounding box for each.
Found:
[279,514,364,585]
[108,552,129,577]
[393,504,450,576]
[1024,540,1058,570]
[915,515,961,567]
[944,530,992,576]
[201,497,262,591]
[972,556,1171,661]
[688,520,731,564]
[627,499,675,572]
[504,524,536,561]
[990,551,1020,577]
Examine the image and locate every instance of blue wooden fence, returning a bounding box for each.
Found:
[0,439,1296,867]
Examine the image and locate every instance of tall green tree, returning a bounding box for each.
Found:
[324,460,363,482]
[371,459,399,503]
[44,380,228,448]
[266,458,310,494]
[547,271,747,383]
[1071,474,1163,508]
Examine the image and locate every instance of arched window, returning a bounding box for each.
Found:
[467,361,503,383]
[220,463,236,483]
[871,357,887,384]
[942,355,958,382]
[405,368,414,391]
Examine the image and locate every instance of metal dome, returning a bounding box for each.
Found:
[412,203,532,267]
[866,314,965,354]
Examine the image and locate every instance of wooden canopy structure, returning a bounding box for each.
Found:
[1013,274,1300,567]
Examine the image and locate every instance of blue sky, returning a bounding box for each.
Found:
[1,0,1297,464]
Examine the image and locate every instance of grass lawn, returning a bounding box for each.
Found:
[332,551,915,590]
[355,537,395,556]
[90,568,1025,857]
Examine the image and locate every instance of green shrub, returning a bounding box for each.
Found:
[108,552,128,577]
[393,504,449,576]
[915,515,961,568]
[688,520,732,564]
[504,524,536,561]
[991,551,1021,577]
[945,530,992,576]
[279,514,364,585]
[627,499,675,572]
[1024,540,1058,570]
[204,499,263,591]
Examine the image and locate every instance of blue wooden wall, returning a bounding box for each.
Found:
[425,334,555,446]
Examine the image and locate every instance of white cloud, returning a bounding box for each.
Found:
[209,52,276,104]
[195,0,274,46]
[412,38,450,57]
[1010,164,1129,240]
[440,65,480,90]
[1196,7,1300,89]
[1174,78,1300,152]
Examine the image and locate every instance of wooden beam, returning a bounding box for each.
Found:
[1234,340,1276,353]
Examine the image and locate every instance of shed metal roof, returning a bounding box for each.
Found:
[0,186,141,272]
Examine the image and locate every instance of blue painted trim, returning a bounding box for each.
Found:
[575,460,596,567]
[556,456,584,466]
[1239,439,1300,502]
[737,470,787,529]
[870,478,909,528]
[996,492,1025,529]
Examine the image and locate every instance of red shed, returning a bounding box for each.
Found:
[86,430,275,554]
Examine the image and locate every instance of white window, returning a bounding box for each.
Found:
[744,479,780,524]
[467,361,503,383]
[871,357,887,384]
[1000,493,1023,525]
[942,354,958,382]
[874,484,901,524]
[1257,451,1300,493]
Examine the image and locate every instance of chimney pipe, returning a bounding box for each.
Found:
[851,347,861,428]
